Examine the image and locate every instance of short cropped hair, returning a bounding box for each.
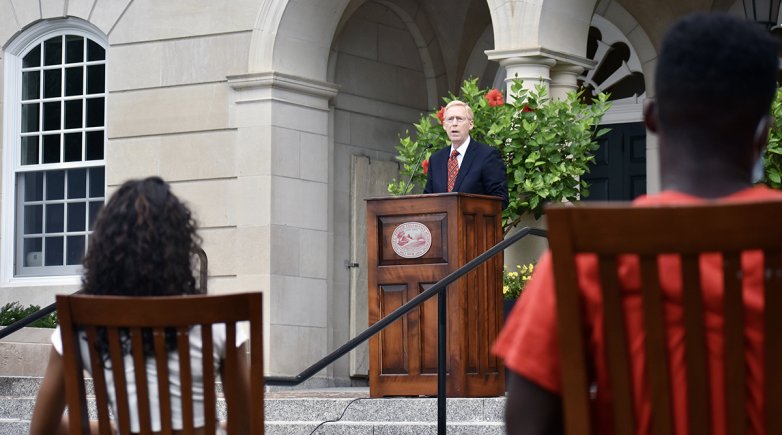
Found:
[655,13,778,147]
[445,100,475,120]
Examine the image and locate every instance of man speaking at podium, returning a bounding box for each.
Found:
[423,100,509,209]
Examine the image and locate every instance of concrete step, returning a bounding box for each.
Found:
[0,398,35,421]
[265,421,505,434]
[0,377,507,435]
[0,327,53,377]
[266,396,504,423]
[0,420,29,435]
[264,395,505,435]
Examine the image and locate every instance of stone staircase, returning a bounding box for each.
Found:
[0,377,506,434]
[0,328,507,433]
[265,393,505,434]
[0,377,38,435]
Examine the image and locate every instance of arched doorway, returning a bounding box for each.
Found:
[579,14,649,201]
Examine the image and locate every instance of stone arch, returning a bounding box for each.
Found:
[452,0,495,89]
[4,18,107,54]
[248,0,352,80]
[328,0,444,108]
[371,0,441,107]
[464,25,500,89]
[538,0,600,55]
[486,0,545,51]
[0,1,122,48]
[487,0,597,56]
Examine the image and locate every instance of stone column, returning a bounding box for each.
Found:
[550,64,584,101]
[486,49,594,101]
[227,72,338,380]
[486,52,556,100]
[483,51,593,267]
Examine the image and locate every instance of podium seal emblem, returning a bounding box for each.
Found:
[391,222,432,258]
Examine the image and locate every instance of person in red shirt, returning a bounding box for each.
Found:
[494,12,780,435]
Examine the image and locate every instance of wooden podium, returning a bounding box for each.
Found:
[366,192,505,397]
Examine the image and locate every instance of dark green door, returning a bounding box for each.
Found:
[582,122,646,201]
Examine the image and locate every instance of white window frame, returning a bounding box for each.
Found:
[1,19,107,286]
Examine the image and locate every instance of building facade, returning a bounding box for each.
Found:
[0,0,757,384]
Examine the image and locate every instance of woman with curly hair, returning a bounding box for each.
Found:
[30,176,249,435]
[83,175,202,300]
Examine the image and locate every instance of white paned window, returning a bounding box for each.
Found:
[3,20,106,281]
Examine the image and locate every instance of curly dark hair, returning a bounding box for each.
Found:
[82,176,203,358]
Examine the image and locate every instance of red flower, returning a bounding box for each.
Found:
[422,159,429,175]
[486,89,504,107]
[522,104,534,112]
[436,106,445,124]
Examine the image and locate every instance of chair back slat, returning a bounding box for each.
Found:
[201,325,217,434]
[248,302,265,435]
[177,326,195,434]
[153,329,173,435]
[56,292,265,435]
[765,249,782,434]
[681,254,710,435]
[546,209,593,435]
[723,252,746,435]
[545,200,782,435]
[107,328,132,433]
[84,326,112,435]
[598,256,636,433]
[58,303,90,435]
[130,326,152,435]
[637,255,674,435]
[224,323,240,434]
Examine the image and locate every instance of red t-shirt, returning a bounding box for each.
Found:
[493,187,782,435]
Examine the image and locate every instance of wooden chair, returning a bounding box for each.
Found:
[546,200,782,435]
[56,292,264,435]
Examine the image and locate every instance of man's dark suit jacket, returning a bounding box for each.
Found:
[423,139,509,209]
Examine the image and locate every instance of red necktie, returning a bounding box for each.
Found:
[447,149,459,192]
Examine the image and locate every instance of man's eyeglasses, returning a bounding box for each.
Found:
[444,116,470,125]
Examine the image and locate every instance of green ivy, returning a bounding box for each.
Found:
[389,78,611,233]
[0,302,58,328]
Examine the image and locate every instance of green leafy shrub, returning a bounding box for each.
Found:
[765,87,782,188]
[389,78,611,233]
[0,301,58,328]
[503,263,535,300]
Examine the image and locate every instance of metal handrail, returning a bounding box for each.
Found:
[0,248,209,341]
[266,226,548,435]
